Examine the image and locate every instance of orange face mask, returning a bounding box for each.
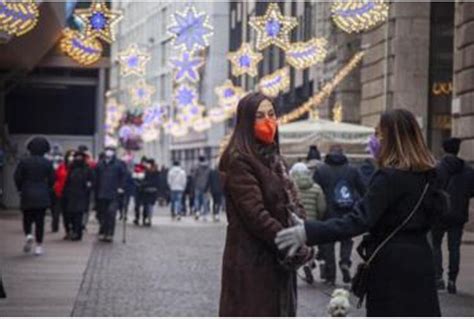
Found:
[254,118,277,144]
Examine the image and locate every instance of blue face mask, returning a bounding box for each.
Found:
[367,134,381,159]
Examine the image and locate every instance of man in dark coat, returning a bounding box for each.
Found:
[193,156,211,221]
[209,166,223,222]
[432,138,474,294]
[94,147,126,242]
[14,137,55,255]
[313,145,366,284]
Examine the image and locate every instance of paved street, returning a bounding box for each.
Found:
[1,207,474,316]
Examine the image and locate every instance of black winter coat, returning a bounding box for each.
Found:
[141,170,160,205]
[305,168,442,316]
[209,169,223,197]
[436,155,474,226]
[14,156,55,210]
[63,161,94,213]
[95,158,127,200]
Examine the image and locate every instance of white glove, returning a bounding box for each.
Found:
[275,225,307,257]
[117,188,124,194]
[291,213,304,226]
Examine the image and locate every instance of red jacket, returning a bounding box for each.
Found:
[54,163,68,198]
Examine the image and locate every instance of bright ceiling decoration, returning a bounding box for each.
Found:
[60,28,103,66]
[227,43,263,77]
[0,0,39,37]
[258,67,290,97]
[128,79,156,107]
[331,0,389,34]
[74,1,123,44]
[117,43,151,77]
[169,51,204,83]
[249,2,298,51]
[286,38,328,70]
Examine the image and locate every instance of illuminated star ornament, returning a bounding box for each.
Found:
[209,108,228,123]
[192,116,212,132]
[215,80,245,109]
[129,79,156,107]
[118,43,150,77]
[174,84,199,109]
[331,0,389,34]
[0,0,39,37]
[249,3,298,51]
[168,6,214,53]
[74,1,123,44]
[142,103,166,126]
[169,52,204,83]
[60,28,103,66]
[286,38,328,70]
[227,43,263,77]
[259,67,290,97]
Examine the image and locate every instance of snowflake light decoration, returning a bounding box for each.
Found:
[142,103,166,126]
[193,116,212,132]
[331,0,389,34]
[286,38,328,70]
[209,107,228,123]
[0,0,39,37]
[74,1,123,44]
[60,28,103,66]
[258,67,290,97]
[105,98,125,135]
[167,6,214,53]
[249,3,298,51]
[169,51,204,83]
[170,124,189,138]
[178,104,205,124]
[227,43,263,77]
[118,43,150,77]
[174,84,198,109]
[215,80,245,108]
[129,79,156,107]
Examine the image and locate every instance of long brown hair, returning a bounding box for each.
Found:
[377,109,436,171]
[219,92,278,172]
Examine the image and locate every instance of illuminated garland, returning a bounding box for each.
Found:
[174,84,198,109]
[286,38,328,70]
[0,0,39,37]
[215,80,245,112]
[332,101,343,123]
[118,43,150,77]
[105,98,125,135]
[331,0,389,34]
[60,28,103,66]
[279,51,365,124]
[227,43,263,77]
[169,51,204,83]
[192,116,212,132]
[209,107,228,123]
[258,67,290,97]
[129,79,156,107]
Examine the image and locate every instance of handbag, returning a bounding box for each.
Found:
[351,183,430,308]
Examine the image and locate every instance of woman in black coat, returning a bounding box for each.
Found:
[276,109,442,317]
[141,159,160,226]
[62,151,93,240]
[14,137,55,256]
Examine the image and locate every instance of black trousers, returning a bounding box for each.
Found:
[22,209,46,244]
[51,194,61,232]
[321,238,353,281]
[432,225,464,282]
[134,193,144,221]
[61,198,73,235]
[69,211,84,240]
[212,194,223,216]
[96,199,118,237]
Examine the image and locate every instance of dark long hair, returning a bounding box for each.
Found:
[219,92,277,172]
[377,109,436,171]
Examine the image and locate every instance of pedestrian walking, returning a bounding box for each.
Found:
[313,145,366,285]
[62,151,93,241]
[132,157,147,225]
[158,165,170,206]
[54,150,75,240]
[193,156,211,221]
[167,161,186,220]
[209,165,223,222]
[14,137,55,256]
[50,146,63,233]
[77,145,96,230]
[218,92,313,317]
[432,137,474,294]
[182,170,195,216]
[276,109,444,316]
[141,159,160,226]
[94,147,127,242]
[306,144,323,174]
[118,168,134,221]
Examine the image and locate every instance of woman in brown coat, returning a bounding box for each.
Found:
[218,92,313,317]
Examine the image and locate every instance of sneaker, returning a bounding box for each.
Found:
[104,236,113,243]
[447,280,457,294]
[436,279,446,291]
[23,235,34,253]
[341,264,352,284]
[34,245,44,256]
[303,266,314,285]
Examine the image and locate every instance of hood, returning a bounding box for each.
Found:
[27,137,51,156]
[325,153,348,166]
[292,171,314,190]
[360,159,376,175]
[441,154,464,174]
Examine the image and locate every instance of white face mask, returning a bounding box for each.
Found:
[105,150,115,158]
[68,156,74,163]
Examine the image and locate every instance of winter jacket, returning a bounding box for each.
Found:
[313,153,366,218]
[63,161,94,213]
[435,155,474,226]
[141,170,160,205]
[359,158,376,187]
[209,169,223,197]
[193,162,211,192]
[167,166,187,191]
[53,163,68,198]
[94,157,127,200]
[14,156,55,210]
[291,169,326,220]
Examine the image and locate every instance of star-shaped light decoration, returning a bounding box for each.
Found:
[60,28,103,66]
[142,103,166,126]
[178,104,205,124]
[169,51,204,83]
[74,1,123,44]
[227,43,263,77]
[118,43,150,77]
[174,84,198,109]
[0,0,39,37]
[167,6,214,53]
[249,3,298,51]
[286,38,328,70]
[331,0,389,34]
[215,80,245,110]
[129,79,156,107]
[258,67,290,97]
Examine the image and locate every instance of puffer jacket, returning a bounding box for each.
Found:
[291,170,326,220]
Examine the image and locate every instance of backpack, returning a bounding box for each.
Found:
[333,169,355,209]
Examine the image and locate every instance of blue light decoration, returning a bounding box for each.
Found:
[285,38,328,70]
[167,6,214,53]
[215,80,246,116]
[227,43,263,77]
[258,67,290,97]
[142,103,166,126]
[118,43,151,77]
[0,0,39,37]
[129,79,156,107]
[60,28,103,66]
[169,51,205,83]
[174,84,198,109]
[331,0,389,34]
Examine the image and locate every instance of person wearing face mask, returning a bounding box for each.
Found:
[275,109,445,316]
[50,150,63,233]
[53,149,75,239]
[218,92,313,317]
[94,146,127,242]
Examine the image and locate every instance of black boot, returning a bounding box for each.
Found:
[341,264,352,284]
[303,265,314,285]
[447,280,457,294]
[436,279,446,291]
